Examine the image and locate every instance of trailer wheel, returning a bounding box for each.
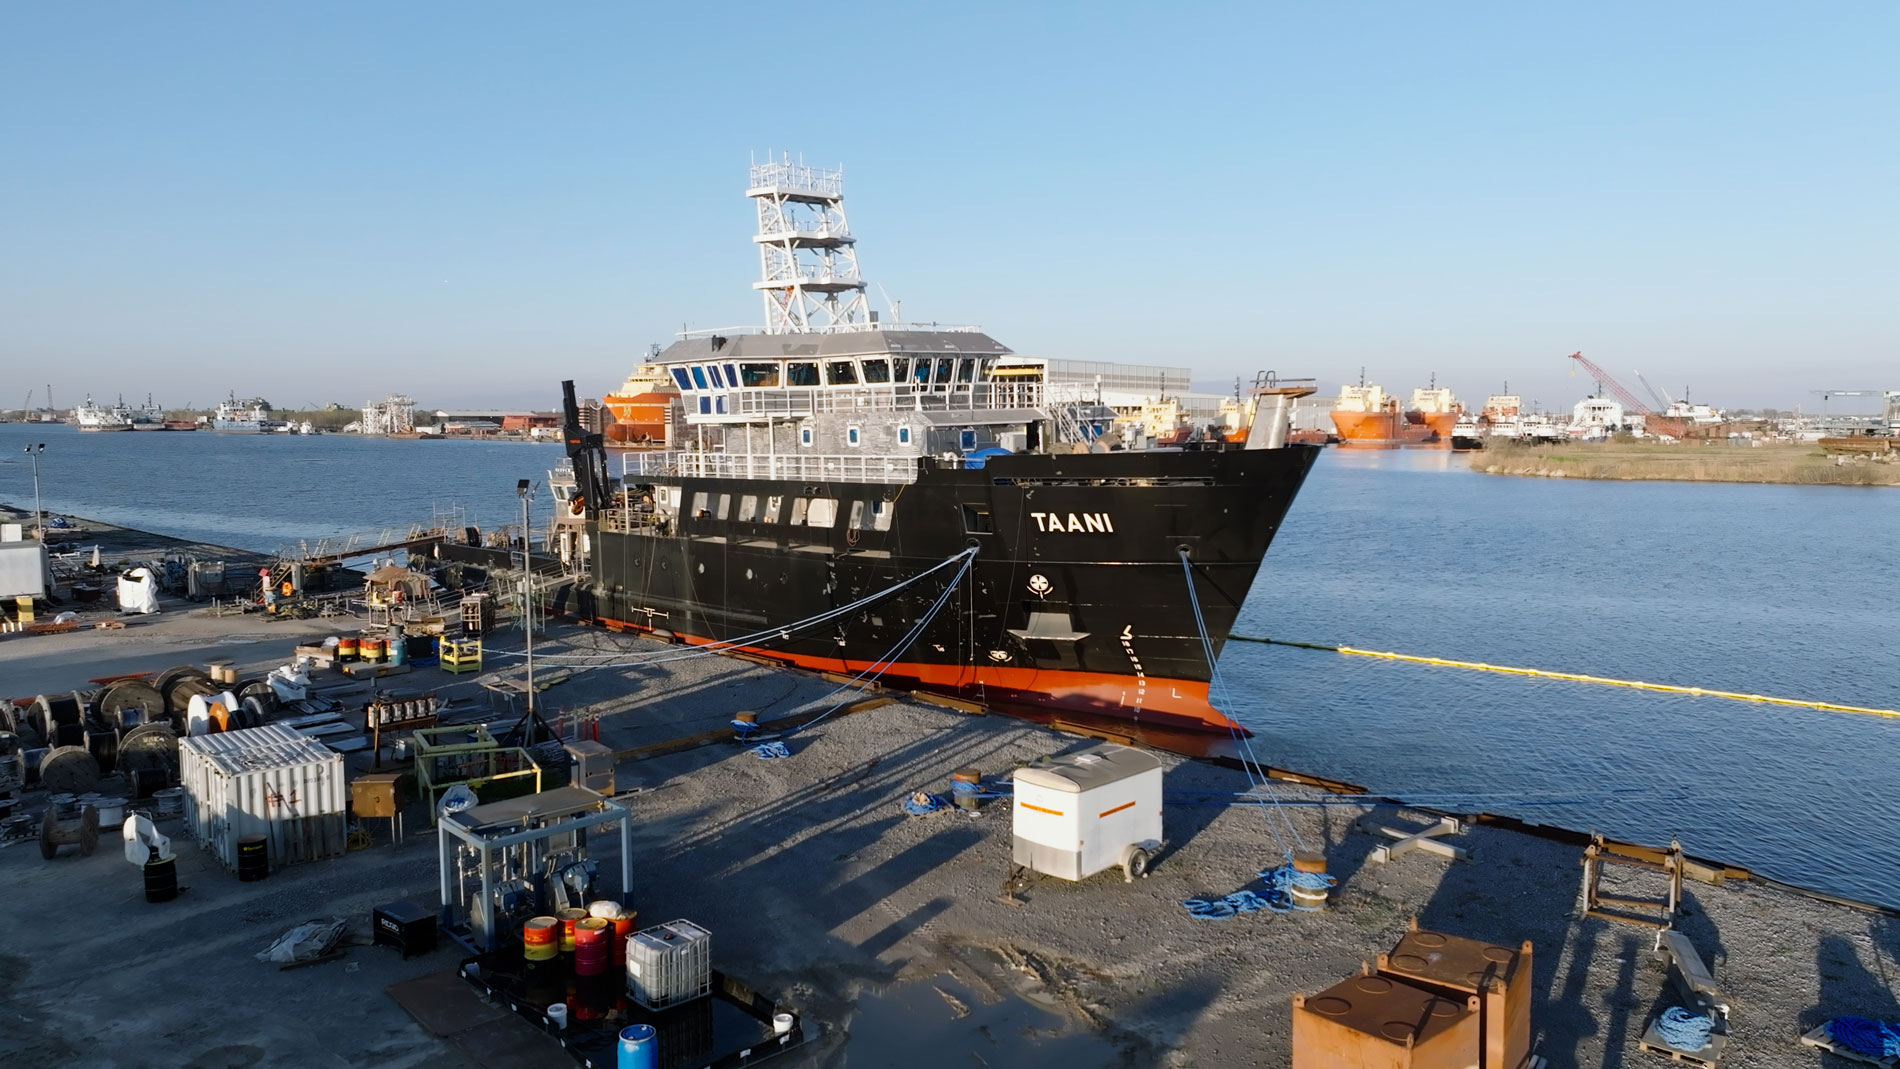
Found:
[1123,846,1152,882]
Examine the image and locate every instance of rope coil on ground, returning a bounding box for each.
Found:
[1656,1007,1713,1051]
[751,741,790,761]
[1829,1015,1900,1058]
[1261,864,1336,912]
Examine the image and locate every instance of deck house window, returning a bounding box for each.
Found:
[741,363,780,387]
[725,363,739,386]
[807,499,837,528]
[788,362,820,387]
[891,357,911,383]
[861,359,891,384]
[827,360,859,386]
[690,492,709,517]
[707,365,724,388]
[897,426,912,445]
[715,494,731,520]
[956,358,975,383]
[738,495,759,521]
[690,367,708,390]
[671,369,692,391]
[799,425,814,447]
[847,425,861,447]
[763,495,783,523]
[790,498,809,525]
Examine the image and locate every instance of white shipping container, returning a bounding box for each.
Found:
[1012,743,1164,882]
[178,724,347,873]
[0,540,47,600]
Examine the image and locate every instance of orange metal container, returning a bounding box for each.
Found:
[522,916,559,962]
[360,637,386,663]
[1378,920,1532,1069]
[1293,965,1480,1069]
[611,913,637,966]
[557,907,588,952]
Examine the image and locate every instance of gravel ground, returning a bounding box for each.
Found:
[3,538,1896,1067]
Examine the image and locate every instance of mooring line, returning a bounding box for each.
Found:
[1229,634,1900,720]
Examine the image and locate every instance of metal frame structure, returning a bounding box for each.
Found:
[436,786,635,952]
[749,158,870,334]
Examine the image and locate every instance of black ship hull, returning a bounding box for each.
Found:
[562,445,1319,733]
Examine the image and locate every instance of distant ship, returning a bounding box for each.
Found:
[1329,374,1461,445]
[210,394,288,433]
[600,363,677,446]
[74,395,135,431]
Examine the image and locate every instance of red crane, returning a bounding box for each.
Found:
[1567,351,1656,416]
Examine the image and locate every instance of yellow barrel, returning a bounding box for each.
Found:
[557,907,588,953]
[360,638,386,663]
[523,916,559,962]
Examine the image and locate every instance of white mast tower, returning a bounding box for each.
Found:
[748,157,870,334]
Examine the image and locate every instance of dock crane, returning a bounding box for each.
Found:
[1634,372,1677,411]
[1567,351,1656,417]
[20,388,32,421]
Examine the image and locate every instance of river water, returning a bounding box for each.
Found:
[4,423,1896,906]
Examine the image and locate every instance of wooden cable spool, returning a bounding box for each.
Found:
[117,724,180,782]
[166,677,221,733]
[37,746,101,794]
[97,679,165,731]
[154,666,212,714]
[34,692,84,745]
[53,722,87,748]
[84,721,121,775]
[39,803,100,860]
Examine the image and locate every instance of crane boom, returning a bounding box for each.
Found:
[1567,351,1654,415]
[1634,371,1675,410]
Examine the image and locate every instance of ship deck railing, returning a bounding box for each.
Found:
[724,381,1045,418]
[618,450,923,486]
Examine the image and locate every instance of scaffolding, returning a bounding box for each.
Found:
[748,157,870,334]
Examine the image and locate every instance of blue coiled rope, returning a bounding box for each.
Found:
[752,741,791,760]
[1829,1016,1900,1058]
[950,778,1012,800]
[1181,891,1270,919]
[901,792,947,815]
[1655,1007,1713,1052]
[730,717,760,739]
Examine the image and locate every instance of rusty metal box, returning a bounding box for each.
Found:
[1378,920,1531,1069]
[564,740,615,795]
[1294,967,1480,1069]
[351,770,405,819]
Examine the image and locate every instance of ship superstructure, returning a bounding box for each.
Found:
[524,161,1322,733]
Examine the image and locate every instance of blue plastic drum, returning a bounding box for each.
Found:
[618,1024,657,1069]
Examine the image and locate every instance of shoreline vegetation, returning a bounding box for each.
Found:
[1468,439,1900,486]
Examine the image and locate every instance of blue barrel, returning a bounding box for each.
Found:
[388,637,406,667]
[618,1024,657,1069]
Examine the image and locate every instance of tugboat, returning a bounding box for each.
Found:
[517,161,1323,734]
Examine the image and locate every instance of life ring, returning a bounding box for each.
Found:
[569,496,586,517]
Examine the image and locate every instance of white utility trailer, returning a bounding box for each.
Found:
[1011,743,1164,883]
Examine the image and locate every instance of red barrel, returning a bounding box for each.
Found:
[557,907,588,953]
[610,913,637,966]
[574,917,612,977]
[523,916,559,962]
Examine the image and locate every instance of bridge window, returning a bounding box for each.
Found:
[698,396,711,414]
[956,358,975,383]
[847,425,861,446]
[827,360,859,386]
[787,362,820,387]
[690,366,708,390]
[671,369,692,391]
[806,498,837,528]
[959,428,977,451]
[741,362,780,387]
[707,365,724,388]
[861,359,891,384]
[725,363,739,386]
[934,358,954,386]
[891,357,911,383]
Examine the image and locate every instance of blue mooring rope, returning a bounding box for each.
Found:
[901,792,947,816]
[1829,1016,1900,1058]
[1655,1007,1713,1052]
[1181,891,1270,919]
[752,741,791,761]
[1182,862,1338,918]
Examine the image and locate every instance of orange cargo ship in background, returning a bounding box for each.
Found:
[1329,377,1462,445]
[599,363,677,445]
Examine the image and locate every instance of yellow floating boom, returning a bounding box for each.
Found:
[1229,635,1900,720]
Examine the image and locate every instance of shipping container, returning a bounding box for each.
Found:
[178,724,346,873]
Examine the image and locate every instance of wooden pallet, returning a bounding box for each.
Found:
[1638,1018,1729,1066]
[1800,1022,1900,1067]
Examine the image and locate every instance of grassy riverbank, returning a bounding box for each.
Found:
[1470,440,1900,485]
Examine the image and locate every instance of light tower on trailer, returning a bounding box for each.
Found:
[748,157,871,334]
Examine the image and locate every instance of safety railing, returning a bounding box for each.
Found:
[620,451,922,485]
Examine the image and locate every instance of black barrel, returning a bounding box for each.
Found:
[144,857,179,903]
[237,834,269,882]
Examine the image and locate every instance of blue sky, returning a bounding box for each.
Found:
[3,3,1894,411]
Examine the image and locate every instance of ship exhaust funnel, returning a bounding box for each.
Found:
[1242,372,1318,450]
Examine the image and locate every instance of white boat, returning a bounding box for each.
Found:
[210,394,289,434]
[74,395,135,431]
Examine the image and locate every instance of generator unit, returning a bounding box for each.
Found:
[1011,743,1163,883]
